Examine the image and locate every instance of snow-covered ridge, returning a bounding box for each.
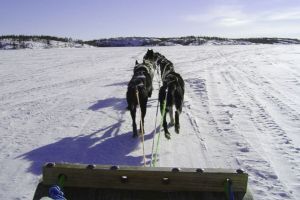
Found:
[2,35,299,49]
[0,36,92,50]
[88,36,300,47]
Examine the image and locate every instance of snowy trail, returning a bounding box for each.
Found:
[0,46,299,200]
[154,45,300,199]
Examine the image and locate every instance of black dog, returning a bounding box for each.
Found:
[144,50,185,139]
[127,60,154,137]
[133,59,154,95]
[158,57,174,80]
[159,71,184,139]
[143,49,174,80]
[143,49,156,67]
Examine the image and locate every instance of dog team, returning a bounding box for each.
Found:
[126,49,185,140]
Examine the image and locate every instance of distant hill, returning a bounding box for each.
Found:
[87,36,300,47]
[1,35,300,49]
[0,35,92,50]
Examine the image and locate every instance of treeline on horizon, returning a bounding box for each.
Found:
[0,35,84,44]
[1,35,300,47]
[84,36,230,46]
[86,36,300,46]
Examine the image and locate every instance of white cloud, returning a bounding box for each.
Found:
[182,5,254,27]
[182,6,300,27]
[217,18,251,27]
[264,9,300,21]
[180,5,300,38]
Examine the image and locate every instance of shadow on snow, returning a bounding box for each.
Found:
[17,122,153,175]
[18,96,159,175]
[104,81,128,87]
[88,97,127,111]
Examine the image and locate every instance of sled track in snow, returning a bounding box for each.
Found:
[215,48,300,199]
[172,46,300,200]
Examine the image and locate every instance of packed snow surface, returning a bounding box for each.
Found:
[0,46,299,199]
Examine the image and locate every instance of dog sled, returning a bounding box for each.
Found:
[33,162,253,200]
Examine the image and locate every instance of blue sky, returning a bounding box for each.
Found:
[0,0,299,39]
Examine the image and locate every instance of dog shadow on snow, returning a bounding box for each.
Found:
[88,97,157,112]
[88,97,127,112]
[18,96,156,175]
[18,122,153,175]
[18,95,161,175]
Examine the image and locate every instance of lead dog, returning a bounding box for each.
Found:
[143,49,174,79]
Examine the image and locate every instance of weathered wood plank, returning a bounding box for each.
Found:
[42,163,248,193]
[33,182,253,200]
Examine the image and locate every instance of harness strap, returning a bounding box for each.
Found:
[161,63,168,81]
[134,75,146,79]
[149,56,173,167]
[152,88,168,167]
[150,66,161,166]
[135,89,146,167]
[135,64,150,74]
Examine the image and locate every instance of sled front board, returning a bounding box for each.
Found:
[42,163,248,192]
[33,183,253,200]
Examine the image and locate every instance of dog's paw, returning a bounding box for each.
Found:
[169,121,175,127]
[132,130,138,138]
[175,125,180,134]
[165,132,171,140]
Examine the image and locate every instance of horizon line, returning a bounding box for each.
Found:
[1,34,300,41]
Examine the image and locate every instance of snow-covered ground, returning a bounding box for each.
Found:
[0,46,299,199]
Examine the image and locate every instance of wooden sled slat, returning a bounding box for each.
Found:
[33,163,253,200]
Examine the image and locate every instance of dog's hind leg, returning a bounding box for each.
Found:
[168,106,175,126]
[175,110,180,134]
[139,100,147,135]
[174,87,183,134]
[159,87,170,139]
[126,91,130,110]
[148,86,153,98]
[130,107,138,137]
[163,110,171,139]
